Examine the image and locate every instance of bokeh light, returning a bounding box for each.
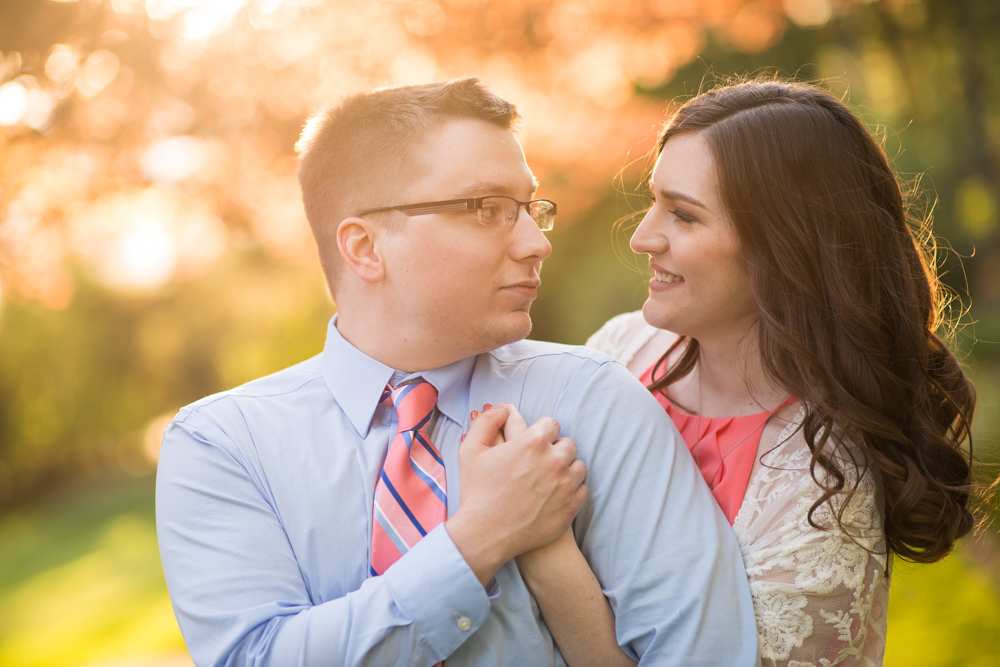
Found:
[1,1,998,665]
[0,80,28,125]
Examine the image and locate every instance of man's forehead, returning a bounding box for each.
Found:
[407,120,537,198]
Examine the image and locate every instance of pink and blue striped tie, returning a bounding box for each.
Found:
[370,380,448,577]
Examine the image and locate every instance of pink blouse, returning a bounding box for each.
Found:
[639,362,795,525]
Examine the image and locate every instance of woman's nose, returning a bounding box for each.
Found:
[630,211,667,255]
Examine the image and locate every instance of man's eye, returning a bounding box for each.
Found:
[479,204,506,225]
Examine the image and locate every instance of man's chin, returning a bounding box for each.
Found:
[473,313,533,353]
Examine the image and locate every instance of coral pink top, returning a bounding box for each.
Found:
[639,362,795,525]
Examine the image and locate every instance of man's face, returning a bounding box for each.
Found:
[379,118,552,361]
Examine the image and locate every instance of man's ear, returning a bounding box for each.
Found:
[336,217,385,284]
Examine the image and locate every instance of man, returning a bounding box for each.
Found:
[156,78,758,666]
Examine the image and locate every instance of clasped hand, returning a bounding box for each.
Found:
[444,403,588,586]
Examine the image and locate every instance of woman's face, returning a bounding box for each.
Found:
[630,132,756,341]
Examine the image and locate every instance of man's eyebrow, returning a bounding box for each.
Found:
[454,177,539,199]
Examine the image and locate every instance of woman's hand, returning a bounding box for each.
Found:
[479,403,636,667]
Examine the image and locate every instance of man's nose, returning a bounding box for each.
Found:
[511,208,552,262]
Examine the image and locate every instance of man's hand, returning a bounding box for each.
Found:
[445,404,588,587]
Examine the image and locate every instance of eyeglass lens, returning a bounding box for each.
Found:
[478,197,555,231]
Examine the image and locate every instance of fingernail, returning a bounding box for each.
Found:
[470,410,479,421]
[461,434,467,442]
[483,403,493,411]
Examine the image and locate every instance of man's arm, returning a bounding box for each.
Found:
[156,405,585,667]
[565,361,760,666]
[157,409,492,667]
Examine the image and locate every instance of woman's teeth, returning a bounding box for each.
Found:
[654,271,684,284]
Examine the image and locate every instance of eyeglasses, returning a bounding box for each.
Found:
[356,196,557,231]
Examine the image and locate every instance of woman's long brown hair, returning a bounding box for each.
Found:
[647,79,977,563]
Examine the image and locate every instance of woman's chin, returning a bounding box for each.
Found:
[641,300,679,332]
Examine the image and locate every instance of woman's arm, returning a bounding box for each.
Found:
[497,403,636,667]
[516,531,637,667]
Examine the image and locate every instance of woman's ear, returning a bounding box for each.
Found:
[337,217,385,284]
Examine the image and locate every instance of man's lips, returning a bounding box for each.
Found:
[501,280,541,298]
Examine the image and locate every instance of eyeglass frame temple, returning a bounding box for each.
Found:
[355,197,557,219]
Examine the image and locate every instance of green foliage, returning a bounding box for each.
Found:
[886,548,1000,666]
[530,191,649,345]
[0,251,332,503]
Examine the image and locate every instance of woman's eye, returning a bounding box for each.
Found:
[671,207,696,223]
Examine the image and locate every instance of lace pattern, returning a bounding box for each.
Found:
[734,412,889,666]
[586,311,889,667]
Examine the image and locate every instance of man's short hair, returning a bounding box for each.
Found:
[296,77,520,295]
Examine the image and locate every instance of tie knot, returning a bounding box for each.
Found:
[383,379,438,433]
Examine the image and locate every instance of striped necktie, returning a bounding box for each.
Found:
[370,379,448,577]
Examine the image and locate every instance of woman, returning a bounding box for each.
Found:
[511,79,977,666]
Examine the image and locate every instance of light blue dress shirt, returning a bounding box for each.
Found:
[156,317,759,667]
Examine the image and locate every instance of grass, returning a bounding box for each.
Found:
[0,475,190,667]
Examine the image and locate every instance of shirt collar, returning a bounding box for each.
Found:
[321,316,476,437]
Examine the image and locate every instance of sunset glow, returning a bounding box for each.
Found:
[0,0,867,308]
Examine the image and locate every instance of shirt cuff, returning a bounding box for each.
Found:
[381,524,493,660]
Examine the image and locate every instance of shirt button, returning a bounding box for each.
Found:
[457,616,472,631]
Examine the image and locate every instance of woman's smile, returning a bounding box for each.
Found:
[650,268,685,290]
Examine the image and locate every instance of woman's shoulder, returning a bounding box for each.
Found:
[586,310,677,372]
[737,414,884,540]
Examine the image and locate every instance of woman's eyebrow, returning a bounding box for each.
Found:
[656,187,707,209]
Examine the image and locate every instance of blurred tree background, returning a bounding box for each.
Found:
[0,0,998,665]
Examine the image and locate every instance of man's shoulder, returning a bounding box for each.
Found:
[484,338,617,369]
[178,354,326,422]
[473,339,642,421]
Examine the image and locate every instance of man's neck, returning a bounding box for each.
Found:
[335,311,471,373]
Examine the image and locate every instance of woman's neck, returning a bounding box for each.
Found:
[689,332,787,419]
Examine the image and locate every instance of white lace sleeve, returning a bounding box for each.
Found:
[734,411,890,667]
[585,310,661,367]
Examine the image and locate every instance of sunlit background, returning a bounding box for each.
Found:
[1,0,998,665]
